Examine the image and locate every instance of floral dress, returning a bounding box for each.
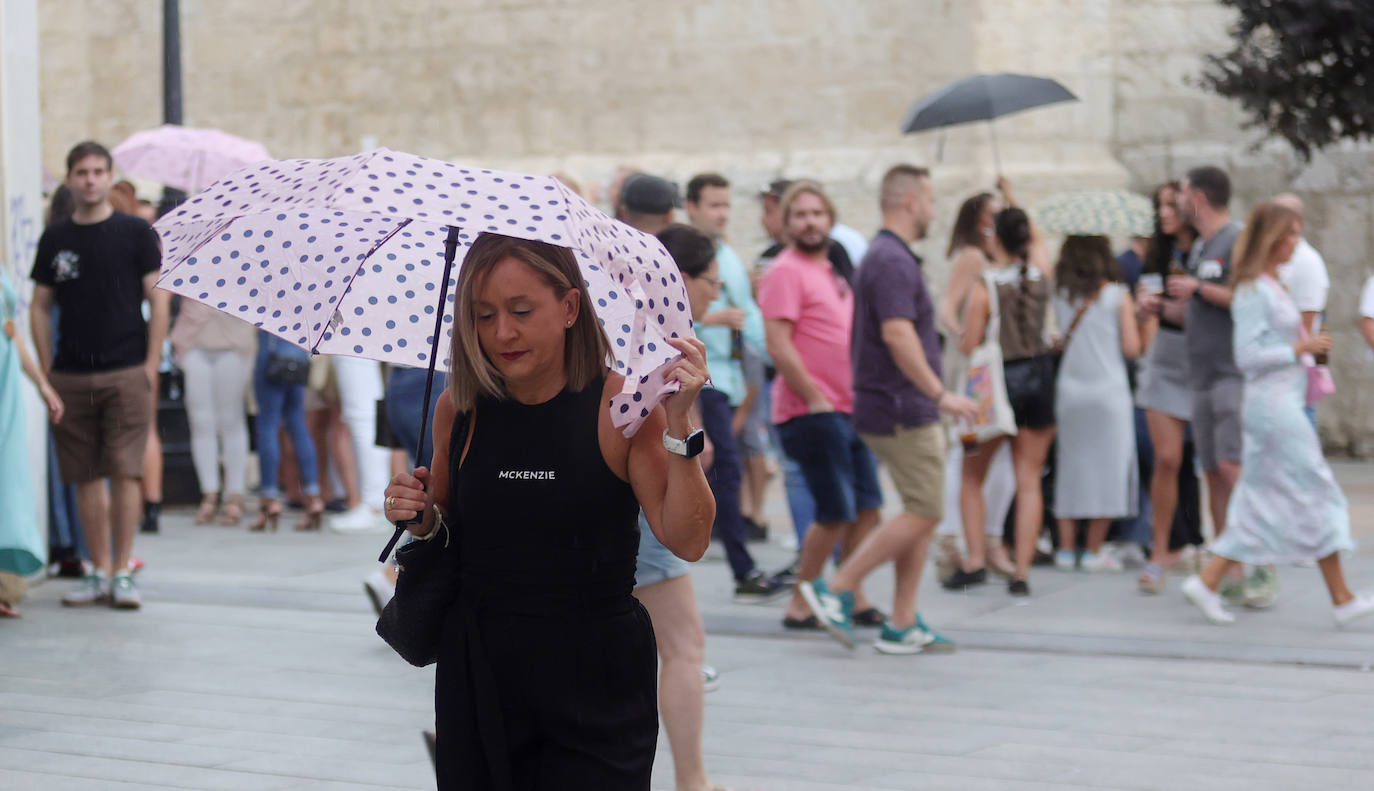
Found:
[1214,275,1352,563]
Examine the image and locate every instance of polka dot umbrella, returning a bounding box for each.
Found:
[152,149,696,557]
[1032,189,1155,238]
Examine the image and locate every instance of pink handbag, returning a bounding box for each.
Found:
[1298,322,1335,407]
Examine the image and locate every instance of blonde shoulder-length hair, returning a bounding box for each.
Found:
[1230,201,1301,288]
[448,233,611,412]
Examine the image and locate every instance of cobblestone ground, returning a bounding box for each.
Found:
[3,461,1374,790]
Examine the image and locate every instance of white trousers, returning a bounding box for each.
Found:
[180,348,252,495]
[937,440,1017,538]
[331,356,390,508]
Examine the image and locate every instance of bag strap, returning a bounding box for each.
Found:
[982,271,1001,348]
[1059,283,1104,353]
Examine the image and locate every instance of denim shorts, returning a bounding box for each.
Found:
[775,412,883,525]
[633,512,688,588]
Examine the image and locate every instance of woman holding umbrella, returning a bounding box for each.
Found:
[383,232,714,789]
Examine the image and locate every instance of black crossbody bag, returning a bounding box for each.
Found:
[375,412,468,667]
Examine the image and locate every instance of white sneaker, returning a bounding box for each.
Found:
[1079,550,1124,573]
[110,573,142,610]
[61,572,110,607]
[1333,593,1374,627]
[1182,574,1235,624]
[1053,549,1077,571]
[702,665,721,693]
[328,504,389,534]
[363,568,396,616]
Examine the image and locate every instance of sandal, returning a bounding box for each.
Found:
[218,494,244,526]
[296,496,325,531]
[782,614,821,630]
[194,493,220,524]
[852,607,886,627]
[0,602,19,618]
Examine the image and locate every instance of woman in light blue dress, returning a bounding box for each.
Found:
[0,268,65,617]
[1182,202,1373,626]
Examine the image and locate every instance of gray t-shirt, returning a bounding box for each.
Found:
[1184,220,1243,388]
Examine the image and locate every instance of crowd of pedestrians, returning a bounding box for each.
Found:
[4,143,1372,631]
[5,138,1374,789]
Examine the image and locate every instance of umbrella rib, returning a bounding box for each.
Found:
[312,217,415,353]
[156,217,239,284]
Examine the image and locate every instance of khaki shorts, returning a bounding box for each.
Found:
[861,422,946,520]
[49,365,153,483]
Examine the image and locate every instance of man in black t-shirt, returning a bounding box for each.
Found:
[30,141,167,611]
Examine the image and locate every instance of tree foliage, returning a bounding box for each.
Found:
[1200,0,1373,160]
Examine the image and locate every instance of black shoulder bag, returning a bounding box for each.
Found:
[375,411,468,667]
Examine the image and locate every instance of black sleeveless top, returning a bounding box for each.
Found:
[435,377,652,791]
[447,375,641,614]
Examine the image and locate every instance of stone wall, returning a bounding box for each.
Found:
[34,0,1125,288]
[1110,0,1374,453]
[35,0,1374,448]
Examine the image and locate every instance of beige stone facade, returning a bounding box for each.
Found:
[34,0,1374,449]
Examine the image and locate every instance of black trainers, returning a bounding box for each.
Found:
[744,517,769,543]
[1008,578,1030,597]
[734,570,788,603]
[941,567,988,590]
[772,559,800,587]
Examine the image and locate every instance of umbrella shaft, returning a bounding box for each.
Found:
[379,224,460,563]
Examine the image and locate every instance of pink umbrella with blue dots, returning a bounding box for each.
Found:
[152,149,696,557]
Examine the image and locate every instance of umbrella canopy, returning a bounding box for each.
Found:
[899,73,1078,134]
[152,148,693,437]
[899,73,1078,173]
[113,125,271,193]
[1034,189,1155,238]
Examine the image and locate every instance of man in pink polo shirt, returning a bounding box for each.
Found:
[759,180,884,629]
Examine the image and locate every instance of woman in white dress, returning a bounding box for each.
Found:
[935,188,1018,584]
[1051,236,1141,571]
[1182,202,1374,626]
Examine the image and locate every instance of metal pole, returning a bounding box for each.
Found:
[159,0,187,214]
[988,119,1003,179]
[378,225,462,563]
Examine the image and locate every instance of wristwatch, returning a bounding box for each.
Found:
[662,429,706,459]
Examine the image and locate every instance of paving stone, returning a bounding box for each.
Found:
[7,463,1374,790]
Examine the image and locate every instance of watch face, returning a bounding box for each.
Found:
[686,430,706,457]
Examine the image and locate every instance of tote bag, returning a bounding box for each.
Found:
[952,273,1018,445]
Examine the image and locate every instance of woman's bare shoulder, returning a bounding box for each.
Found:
[951,246,987,272]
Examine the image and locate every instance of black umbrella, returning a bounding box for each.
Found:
[899,73,1078,174]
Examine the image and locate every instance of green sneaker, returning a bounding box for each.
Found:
[110,572,142,610]
[798,578,855,649]
[61,572,110,607]
[915,614,957,653]
[874,623,927,655]
[1243,565,1279,609]
[1218,576,1246,604]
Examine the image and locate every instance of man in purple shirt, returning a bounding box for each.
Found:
[800,165,978,653]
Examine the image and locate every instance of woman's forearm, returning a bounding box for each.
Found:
[659,458,715,561]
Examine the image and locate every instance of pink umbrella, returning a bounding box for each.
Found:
[154,149,696,560]
[113,124,271,193]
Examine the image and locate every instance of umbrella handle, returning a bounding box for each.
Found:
[378,225,461,563]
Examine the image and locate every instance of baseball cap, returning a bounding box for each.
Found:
[759,179,794,199]
[620,173,682,214]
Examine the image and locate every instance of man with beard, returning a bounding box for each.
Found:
[800,165,978,652]
[1169,165,1274,606]
[758,181,884,630]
